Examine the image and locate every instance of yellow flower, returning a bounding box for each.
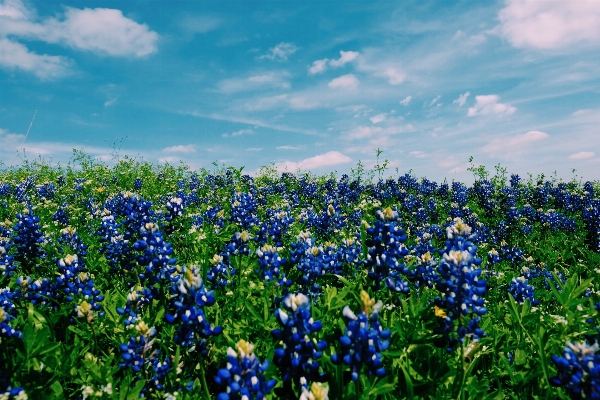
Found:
[434,306,447,318]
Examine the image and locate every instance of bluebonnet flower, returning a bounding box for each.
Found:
[0,383,27,400]
[52,203,70,226]
[550,341,600,399]
[133,178,143,191]
[291,238,344,297]
[508,276,538,305]
[0,288,22,339]
[299,382,329,400]
[214,339,277,400]
[230,192,259,230]
[256,244,291,286]
[0,235,16,279]
[272,293,327,385]
[116,285,150,329]
[364,207,409,293]
[331,291,391,381]
[433,218,487,352]
[36,182,56,200]
[12,209,46,271]
[0,183,11,198]
[133,222,177,289]
[119,321,158,373]
[165,266,222,354]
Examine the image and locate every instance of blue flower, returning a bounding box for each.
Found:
[214,339,277,400]
[364,208,409,293]
[331,291,390,381]
[165,266,222,354]
[433,218,487,351]
[550,341,600,399]
[272,293,327,385]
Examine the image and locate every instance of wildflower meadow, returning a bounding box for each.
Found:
[1,152,600,399]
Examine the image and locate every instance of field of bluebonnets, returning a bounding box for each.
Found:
[2,151,600,399]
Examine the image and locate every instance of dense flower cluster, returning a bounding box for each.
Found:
[508,276,538,305]
[0,288,22,339]
[272,293,327,385]
[12,210,45,271]
[550,341,600,399]
[165,266,222,353]
[364,207,410,293]
[331,291,390,381]
[433,218,487,351]
[214,340,276,400]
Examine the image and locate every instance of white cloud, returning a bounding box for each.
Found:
[242,94,319,111]
[308,59,328,75]
[453,91,470,107]
[329,50,359,67]
[400,96,412,106]
[217,72,290,93]
[227,129,253,137]
[275,151,352,171]
[345,124,414,140]
[409,151,428,158]
[179,15,221,35]
[481,130,548,156]
[246,147,262,151]
[569,151,595,160]
[0,4,159,58]
[259,42,297,61]
[497,0,600,49]
[0,0,30,20]
[104,98,117,107]
[370,113,387,124]
[277,145,304,150]
[163,144,196,153]
[328,74,359,90]
[0,38,71,79]
[308,50,358,75]
[429,95,441,106]
[572,109,592,117]
[379,67,406,85]
[467,95,516,117]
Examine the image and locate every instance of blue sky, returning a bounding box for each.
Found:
[1,0,599,183]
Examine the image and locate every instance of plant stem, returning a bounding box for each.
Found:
[199,356,211,399]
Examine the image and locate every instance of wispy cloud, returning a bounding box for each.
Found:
[496,0,600,49]
[222,129,253,138]
[569,151,595,160]
[377,67,406,85]
[216,71,291,93]
[400,96,412,106]
[308,59,328,75]
[328,74,359,90]
[277,145,304,150]
[179,15,222,35]
[275,151,352,171]
[329,50,359,67]
[481,130,548,157]
[259,42,297,61]
[163,144,196,153]
[308,50,358,75]
[344,124,414,140]
[0,1,159,57]
[0,38,71,79]
[370,113,387,124]
[467,95,516,117]
[429,95,441,106]
[453,91,470,107]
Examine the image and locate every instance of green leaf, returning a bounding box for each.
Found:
[51,380,63,397]
[127,379,146,400]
